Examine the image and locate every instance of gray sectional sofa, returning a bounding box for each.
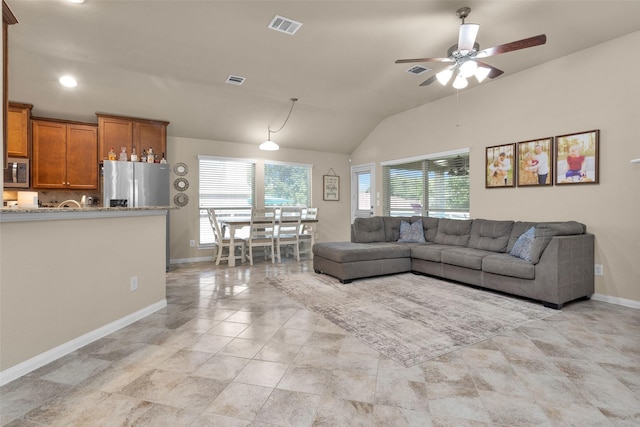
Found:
[312,217,594,309]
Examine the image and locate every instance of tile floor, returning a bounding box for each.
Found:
[1,260,639,426]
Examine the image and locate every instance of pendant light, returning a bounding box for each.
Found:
[259,98,298,151]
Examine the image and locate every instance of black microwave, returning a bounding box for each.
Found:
[3,158,30,188]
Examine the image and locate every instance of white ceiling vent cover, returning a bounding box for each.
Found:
[268,15,303,35]
[226,75,246,85]
[405,65,430,75]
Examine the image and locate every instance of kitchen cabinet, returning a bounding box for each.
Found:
[97,113,169,162]
[32,118,98,190]
[7,102,32,157]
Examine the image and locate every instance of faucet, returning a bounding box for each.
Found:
[58,200,82,208]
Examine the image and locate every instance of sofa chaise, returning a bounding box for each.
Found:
[312,217,594,309]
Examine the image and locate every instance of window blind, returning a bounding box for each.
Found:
[382,152,469,218]
[198,157,256,245]
[264,161,311,207]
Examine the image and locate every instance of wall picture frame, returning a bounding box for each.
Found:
[516,137,554,187]
[323,175,340,201]
[485,143,516,188]
[555,129,599,185]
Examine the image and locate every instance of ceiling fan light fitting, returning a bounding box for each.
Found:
[436,68,453,85]
[459,60,478,78]
[453,74,468,89]
[475,66,491,82]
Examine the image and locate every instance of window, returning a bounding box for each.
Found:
[198,156,256,245]
[264,161,311,207]
[382,150,469,218]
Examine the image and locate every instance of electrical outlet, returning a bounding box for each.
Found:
[189,239,195,247]
[594,264,603,276]
[130,276,138,291]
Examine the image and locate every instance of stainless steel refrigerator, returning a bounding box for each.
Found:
[103,160,170,208]
[103,160,171,269]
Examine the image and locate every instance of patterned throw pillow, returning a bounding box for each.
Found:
[398,219,426,243]
[509,227,536,262]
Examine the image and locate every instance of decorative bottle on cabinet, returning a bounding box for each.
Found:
[130,147,138,162]
[108,147,116,161]
[147,147,154,163]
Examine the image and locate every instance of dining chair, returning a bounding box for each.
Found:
[275,206,302,263]
[207,208,246,265]
[245,207,276,265]
[299,207,318,259]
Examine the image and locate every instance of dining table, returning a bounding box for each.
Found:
[217,215,318,267]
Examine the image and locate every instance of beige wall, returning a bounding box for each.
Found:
[167,136,351,262]
[351,32,640,303]
[0,214,167,372]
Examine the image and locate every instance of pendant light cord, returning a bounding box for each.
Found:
[269,98,298,135]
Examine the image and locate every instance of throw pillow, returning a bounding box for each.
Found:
[510,227,536,262]
[398,219,426,243]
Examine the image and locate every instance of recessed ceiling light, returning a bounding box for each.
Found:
[59,75,78,88]
[67,0,85,4]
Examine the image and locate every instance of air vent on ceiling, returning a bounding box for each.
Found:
[225,75,246,85]
[268,15,303,35]
[405,65,430,75]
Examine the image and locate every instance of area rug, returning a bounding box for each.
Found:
[267,273,557,367]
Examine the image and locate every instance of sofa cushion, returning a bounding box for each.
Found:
[313,242,410,263]
[398,220,426,243]
[482,253,536,280]
[507,221,538,253]
[410,244,452,262]
[432,218,473,246]
[414,216,440,242]
[468,219,514,253]
[510,227,536,262]
[383,216,412,242]
[440,247,494,270]
[352,217,385,243]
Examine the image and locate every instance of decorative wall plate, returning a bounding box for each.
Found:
[174,177,189,191]
[174,162,188,176]
[174,193,189,207]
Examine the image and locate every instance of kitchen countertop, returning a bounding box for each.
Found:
[0,206,177,222]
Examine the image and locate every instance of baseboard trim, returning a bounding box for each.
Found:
[592,293,640,309]
[170,256,212,265]
[0,299,167,386]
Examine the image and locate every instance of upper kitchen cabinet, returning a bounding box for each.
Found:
[97,114,169,162]
[32,118,98,190]
[7,102,32,157]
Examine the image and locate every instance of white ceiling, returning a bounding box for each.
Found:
[6,1,640,154]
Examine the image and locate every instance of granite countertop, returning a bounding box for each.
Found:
[0,206,177,222]
[1,206,176,213]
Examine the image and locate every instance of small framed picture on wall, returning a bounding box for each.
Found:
[485,143,516,188]
[555,129,599,185]
[323,175,340,201]
[516,137,554,187]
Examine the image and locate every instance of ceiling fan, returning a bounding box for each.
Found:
[396,7,546,89]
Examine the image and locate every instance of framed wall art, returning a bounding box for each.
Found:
[485,143,516,188]
[555,129,599,185]
[516,137,554,187]
[323,174,340,201]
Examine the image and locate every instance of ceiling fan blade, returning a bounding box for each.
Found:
[476,34,547,58]
[395,57,453,64]
[458,23,479,54]
[476,61,504,79]
[419,75,438,87]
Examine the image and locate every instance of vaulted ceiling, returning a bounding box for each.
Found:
[7,1,640,154]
